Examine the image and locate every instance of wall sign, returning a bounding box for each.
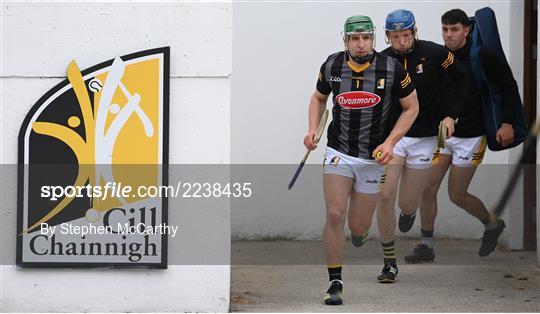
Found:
[17,47,170,268]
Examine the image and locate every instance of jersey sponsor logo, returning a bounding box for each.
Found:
[365,179,378,184]
[335,91,381,109]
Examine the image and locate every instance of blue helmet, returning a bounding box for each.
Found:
[384,9,416,31]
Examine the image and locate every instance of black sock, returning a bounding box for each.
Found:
[420,229,434,248]
[381,241,396,264]
[481,216,498,230]
[328,265,342,282]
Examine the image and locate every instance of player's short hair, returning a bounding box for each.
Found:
[441,9,469,27]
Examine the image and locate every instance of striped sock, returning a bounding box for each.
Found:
[351,229,369,247]
[328,265,342,282]
[381,241,396,264]
[420,229,434,248]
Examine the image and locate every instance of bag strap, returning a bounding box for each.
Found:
[469,20,484,90]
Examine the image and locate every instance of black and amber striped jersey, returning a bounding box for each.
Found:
[317,51,414,159]
[382,40,468,137]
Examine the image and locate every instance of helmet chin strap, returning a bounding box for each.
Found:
[343,32,376,65]
[346,50,374,64]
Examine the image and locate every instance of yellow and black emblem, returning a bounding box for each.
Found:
[377,78,385,89]
[17,47,170,268]
[330,156,341,166]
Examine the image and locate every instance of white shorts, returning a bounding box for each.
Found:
[393,136,437,169]
[323,147,385,194]
[433,136,487,167]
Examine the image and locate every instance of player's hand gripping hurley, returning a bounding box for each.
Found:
[288,109,329,190]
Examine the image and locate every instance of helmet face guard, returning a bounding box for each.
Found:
[343,15,376,64]
[384,9,417,55]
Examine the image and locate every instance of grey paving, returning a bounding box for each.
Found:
[231,240,539,312]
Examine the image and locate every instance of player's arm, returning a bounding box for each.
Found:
[304,64,331,150]
[479,48,519,146]
[304,91,329,150]
[440,49,468,137]
[374,65,419,165]
[384,90,419,147]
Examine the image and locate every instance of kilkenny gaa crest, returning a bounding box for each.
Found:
[17,47,170,267]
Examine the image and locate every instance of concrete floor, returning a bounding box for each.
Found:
[231,240,539,312]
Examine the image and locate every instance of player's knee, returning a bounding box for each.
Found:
[422,183,439,199]
[326,206,346,226]
[398,198,419,213]
[378,186,397,203]
[348,220,368,236]
[448,189,467,206]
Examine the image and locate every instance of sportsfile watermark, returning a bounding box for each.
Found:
[40,181,253,201]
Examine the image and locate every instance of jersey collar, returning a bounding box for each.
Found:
[346,52,376,73]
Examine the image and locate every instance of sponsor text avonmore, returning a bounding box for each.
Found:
[336,91,381,109]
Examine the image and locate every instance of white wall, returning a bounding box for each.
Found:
[232,1,525,242]
[1,1,231,312]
